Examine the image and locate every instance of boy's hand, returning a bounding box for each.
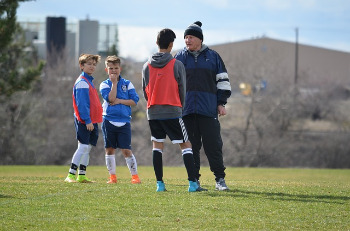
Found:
[109,74,118,84]
[109,98,121,105]
[86,123,94,131]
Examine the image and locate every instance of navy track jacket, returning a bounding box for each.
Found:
[174,45,231,118]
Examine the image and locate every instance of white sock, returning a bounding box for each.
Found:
[125,154,138,175]
[105,154,116,175]
[86,145,92,166]
[78,144,91,175]
[70,143,89,174]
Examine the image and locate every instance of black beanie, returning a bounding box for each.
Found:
[184,21,203,41]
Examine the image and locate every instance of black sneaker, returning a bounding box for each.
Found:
[196,180,208,191]
[215,178,229,191]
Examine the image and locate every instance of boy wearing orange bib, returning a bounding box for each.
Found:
[142,29,205,192]
[65,54,102,183]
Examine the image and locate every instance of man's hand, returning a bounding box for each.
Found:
[218,105,227,117]
[86,123,94,131]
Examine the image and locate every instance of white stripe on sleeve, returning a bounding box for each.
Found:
[128,82,135,90]
[216,72,229,81]
[216,72,231,90]
[217,81,232,91]
[75,81,89,89]
[99,82,110,91]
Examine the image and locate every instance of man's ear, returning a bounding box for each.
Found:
[105,67,108,73]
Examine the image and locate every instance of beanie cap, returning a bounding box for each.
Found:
[184,21,203,41]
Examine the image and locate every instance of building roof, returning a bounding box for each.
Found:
[209,37,350,89]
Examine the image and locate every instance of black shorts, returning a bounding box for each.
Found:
[148,118,188,144]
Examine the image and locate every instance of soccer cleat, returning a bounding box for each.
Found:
[156,181,166,192]
[107,174,117,184]
[131,174,141,184]
[215,178,229,191]
[188,180,199,192]
[77,175,94,183]
[196,180,208,191]
[64,173,77,183]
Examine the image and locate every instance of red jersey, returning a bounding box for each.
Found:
[145,59,182,109]
[72,76,103,124]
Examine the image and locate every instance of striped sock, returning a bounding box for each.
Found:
[182,148,196,182]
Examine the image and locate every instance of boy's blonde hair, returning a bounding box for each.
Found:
[79,53,101,66]
[105,55,121,67]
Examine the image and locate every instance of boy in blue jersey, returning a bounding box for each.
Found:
[65,53,103,183]
[99,55,141,184]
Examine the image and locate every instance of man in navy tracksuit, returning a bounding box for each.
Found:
[174,21,232,191]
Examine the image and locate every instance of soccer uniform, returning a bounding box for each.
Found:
[99,76,139,149]
[142,51,199,191]
[99,74,140,184]
[72,72,103,146]
[144,56,188,143]
[66,71,102,183]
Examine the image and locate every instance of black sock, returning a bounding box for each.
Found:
[153,150,163,182]
[79,164,87,175]
[183,153,196,182]
[69,163,78,175]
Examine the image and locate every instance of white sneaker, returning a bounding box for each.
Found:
[215,178,229,191]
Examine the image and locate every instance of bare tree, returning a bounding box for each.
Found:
[217,39,350,168]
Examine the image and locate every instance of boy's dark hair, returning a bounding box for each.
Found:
[157,28,176,49]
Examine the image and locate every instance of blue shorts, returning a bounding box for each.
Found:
[102,119,132,150]
[74,117,99,146]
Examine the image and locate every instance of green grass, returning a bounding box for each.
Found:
[0,166,349,230]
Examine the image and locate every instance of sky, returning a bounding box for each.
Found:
[17,0,350,62]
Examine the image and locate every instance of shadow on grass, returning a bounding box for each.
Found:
[205,189,350,204]
[0,194,14,199]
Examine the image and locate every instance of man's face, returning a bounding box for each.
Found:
[185,35,202,51]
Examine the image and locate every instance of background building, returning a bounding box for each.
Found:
[46,17,66,54]
[20,17,119,63]
[76,19,98,61]
[46,17,66,65]
[210,37,350,96]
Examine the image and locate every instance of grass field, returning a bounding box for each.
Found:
[0,166,349,230]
